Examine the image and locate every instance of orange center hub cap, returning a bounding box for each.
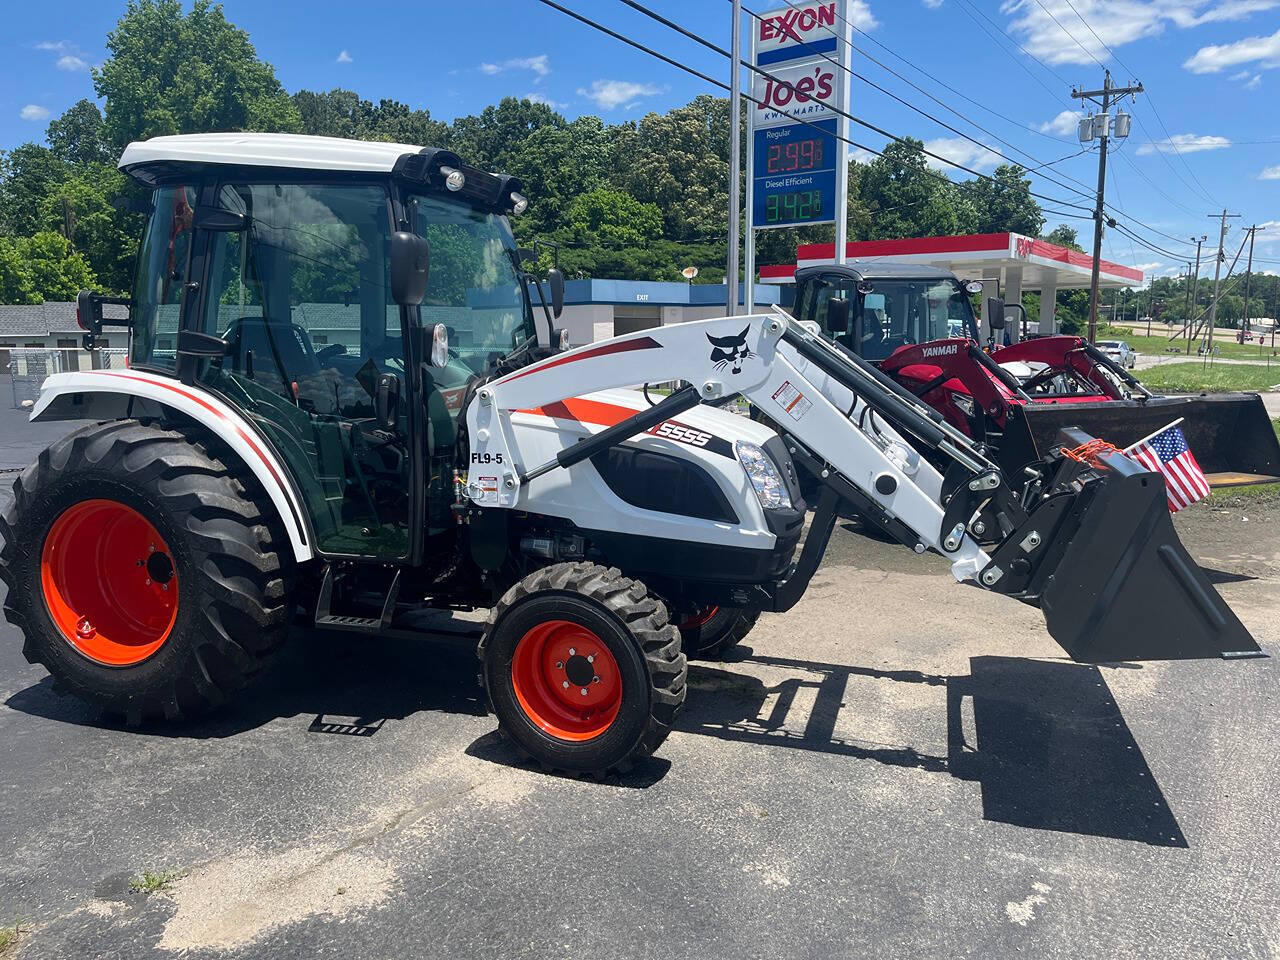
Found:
[510,620,621,741]
[40,499,179,666]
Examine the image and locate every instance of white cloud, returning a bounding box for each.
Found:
[34,40,70,52]
[1136,133,1231,154]
[480,55,550,81]
[56,54,88,71]
[923,136,1003,173]
[35,40,92,71]
[20,104,50,121]
[1260,164,1280,179]
[523,92,566,109]
[336,50,353,63]
[922,0,944,7]
[1002,0,1280,67]
[849,147,877,164]
[1135,261,1163,272]
[1229,68,1252,79]
[843,0,878,27]
[1184,25,1280,72]
[577,79,663,110]
[1038,109,1084,135]
[1245,72,1263,87]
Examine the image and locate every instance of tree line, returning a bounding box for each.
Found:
[3,0,1088,311]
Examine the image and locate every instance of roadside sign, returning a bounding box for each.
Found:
[745,1,853,303]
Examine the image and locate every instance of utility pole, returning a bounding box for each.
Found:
[725,0,742,317]
[1205,209,1240,356]
[1242,225,1263,342]
[1185,237,1206,354]
[1072,70,1143,343]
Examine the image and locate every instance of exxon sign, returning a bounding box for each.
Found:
[756,2,840,66]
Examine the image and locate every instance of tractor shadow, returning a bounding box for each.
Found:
[679,651,1187,848]
[5,614,489,739]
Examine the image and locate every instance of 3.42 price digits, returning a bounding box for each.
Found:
[765,189,823,224]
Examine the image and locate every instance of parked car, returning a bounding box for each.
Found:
[1097,339,1136,368]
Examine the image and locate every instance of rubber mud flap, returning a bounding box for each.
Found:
[1038,469,1262,662]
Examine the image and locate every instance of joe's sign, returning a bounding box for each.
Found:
[756,2,840,65]
[751,62,839,128]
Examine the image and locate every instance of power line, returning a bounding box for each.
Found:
[952,0,1072,100]
[591,0,1094,212]
[1028,0,1105,68]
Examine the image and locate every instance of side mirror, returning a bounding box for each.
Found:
[390,231,430,306]
[964,280,985,295]
[547,267,565,319]
[375,372,400,430]
[429,323,449,368]
[827,297,851,335]
[986,297,1006,330]
[193,206,248,231]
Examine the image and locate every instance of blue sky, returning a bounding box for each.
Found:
[3,0,1279,279]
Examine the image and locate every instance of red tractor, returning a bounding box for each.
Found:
[790,263,1280,489]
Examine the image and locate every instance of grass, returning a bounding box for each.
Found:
[1135,362,1280,394]
[129,869,183,894]
[0,917,29,956]
[1116,330,1280,362]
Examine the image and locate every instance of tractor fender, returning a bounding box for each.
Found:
[29,369,314,562]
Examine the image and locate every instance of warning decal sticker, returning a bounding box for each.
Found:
[772,380,812,421]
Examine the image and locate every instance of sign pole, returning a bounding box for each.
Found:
[832,4,852,266]
[744,12,757,315]
[726,0,743,316]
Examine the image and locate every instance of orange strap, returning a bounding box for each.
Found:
[1061,438,1118,468]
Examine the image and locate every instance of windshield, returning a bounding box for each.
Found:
[1098,341,1121,348]
[856,279,976,361]
[410,194,535,385]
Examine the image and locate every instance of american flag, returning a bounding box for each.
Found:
[1124,419,1210,513]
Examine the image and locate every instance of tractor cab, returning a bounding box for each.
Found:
[98,135,560,565]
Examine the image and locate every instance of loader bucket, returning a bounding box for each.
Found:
[1006,393,1280,488]
[989,430,1263,663]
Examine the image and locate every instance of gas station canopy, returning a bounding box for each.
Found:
[760,233,1144,333]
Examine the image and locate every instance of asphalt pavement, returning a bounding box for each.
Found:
[0,406,1277,959]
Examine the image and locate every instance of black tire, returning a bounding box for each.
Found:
[0,419,292,723]
[678,606,761,660]
[479,562,686,775]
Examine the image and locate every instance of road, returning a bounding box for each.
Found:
[0,416,1277,959]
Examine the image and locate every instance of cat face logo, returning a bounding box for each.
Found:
[707,326,755,375]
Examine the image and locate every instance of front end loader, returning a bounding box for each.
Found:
[0,134,1263,778]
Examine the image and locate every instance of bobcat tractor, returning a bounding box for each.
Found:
[0,134,1262,776]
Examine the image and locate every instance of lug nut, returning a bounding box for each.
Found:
[555,660,564,670]
[586,654,594,663]
[562,680,569,689]
[568,647,576,656]
[580,688,588,696]
[592,676,601,684]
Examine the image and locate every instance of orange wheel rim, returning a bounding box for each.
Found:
[510,620,621,741]
[40,499,179,666]
[680,605,719,630]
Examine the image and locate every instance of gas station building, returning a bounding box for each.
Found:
[759,232,1145,339]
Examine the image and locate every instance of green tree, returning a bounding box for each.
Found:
[0,232,97,303]
[94,0,300,151]
[857,139,974,239]
[38,164,142,293]
[961,163,1043,236]
[563,188,661,250]
[1043,224,1082,250]
[46,100,113,167]
[0,144,71,236]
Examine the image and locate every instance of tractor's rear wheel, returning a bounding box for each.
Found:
[480,563,686,775]
[677,605,761,660]
[0,420,292,723]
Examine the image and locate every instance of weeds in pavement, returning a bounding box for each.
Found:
[129,870,183,894]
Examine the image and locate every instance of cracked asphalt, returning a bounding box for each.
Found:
[1,405,1277,959]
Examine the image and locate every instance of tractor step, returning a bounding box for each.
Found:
[313,564,401,634]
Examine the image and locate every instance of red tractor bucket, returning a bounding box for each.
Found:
[984,431,1263,663]
[1005,393,1280,488]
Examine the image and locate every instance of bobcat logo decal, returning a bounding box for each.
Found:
[707,326,755,375]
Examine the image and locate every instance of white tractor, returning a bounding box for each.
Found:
[0,134,1260,775]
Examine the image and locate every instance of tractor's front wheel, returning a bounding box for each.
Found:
[480,563,686,775]
[0,420,292,723]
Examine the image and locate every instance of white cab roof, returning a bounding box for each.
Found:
[118,133,426,174]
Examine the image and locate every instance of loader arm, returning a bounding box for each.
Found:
[465,314,1261,662]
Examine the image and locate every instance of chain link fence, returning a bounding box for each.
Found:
[5,347,129,409]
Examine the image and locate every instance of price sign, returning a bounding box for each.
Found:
[751,118,836,229]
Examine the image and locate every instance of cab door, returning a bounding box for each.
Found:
[194,180,415,560]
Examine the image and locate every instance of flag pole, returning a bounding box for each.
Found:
[1122,417,1185,454]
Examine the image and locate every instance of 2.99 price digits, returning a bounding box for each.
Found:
[765,189,823,223]
[765,137,824,174]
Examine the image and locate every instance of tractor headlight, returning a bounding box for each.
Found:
[440,165,465,191]
[950,391,975,417]
[735,441,792,510]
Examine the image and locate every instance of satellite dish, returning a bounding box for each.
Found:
[681,266,699,280]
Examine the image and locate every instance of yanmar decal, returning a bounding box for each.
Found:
[920,344,960,358]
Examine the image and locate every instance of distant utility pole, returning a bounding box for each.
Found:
[1185,237,1206,354]
[1205,209,1241,355]
[725,0,742,316]
[1242,224,1264,340]
[1072,69,1143,343]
